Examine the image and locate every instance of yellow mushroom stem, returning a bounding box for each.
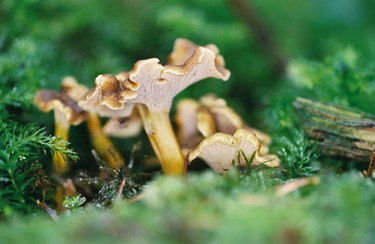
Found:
[53,109,70,175]
[137,105,186,176]
[86,112,124,169]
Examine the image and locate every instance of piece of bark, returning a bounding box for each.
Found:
[293,97,375,163]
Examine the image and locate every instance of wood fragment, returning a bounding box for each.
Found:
[293,97,375,163]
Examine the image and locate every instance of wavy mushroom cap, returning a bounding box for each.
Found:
[128,45,230,112]
[78,39,230,116]
[199,94,244,135]
[246,127,272,146]
[188,129,261,173]
[78,74,137,117]
[196,107,216,137]
[199,93,227,107]
[61,76,89,101]
[168,38,224,66]
[254,153,280,168]
[115,71,128,82]
[35,89,87,125]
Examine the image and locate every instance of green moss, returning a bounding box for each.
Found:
[0,172,374,243]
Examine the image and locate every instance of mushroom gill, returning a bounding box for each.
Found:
[188,129,260,173]
[189,129,279,173]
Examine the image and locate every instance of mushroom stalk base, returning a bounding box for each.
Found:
[87,112,124,169]
[137,105,186,175]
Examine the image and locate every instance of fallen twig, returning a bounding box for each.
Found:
[36,199,59,222]
[275,177,320,197]
[116,178,126,201]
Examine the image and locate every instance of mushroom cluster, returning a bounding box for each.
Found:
[35,77,124,174]
[175,94,279,173]
[35,38,279,177]
[78,38,230,175]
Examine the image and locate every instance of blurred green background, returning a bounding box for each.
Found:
[2,0,374,123]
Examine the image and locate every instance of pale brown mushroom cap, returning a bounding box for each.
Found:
[103,111,143,138]
[188,129,260,173]
[167,38,197,65]
[115,71,128,82]
[128,45,230,112]
[78,74,137,117]
[196,94,243,135]
[168,38,227,75]
[246,126,272,146]
[210,106,244,134]
[199,93,227,107]
[254,153,280,167]
[175,99,201,148]
[35,90,87,125]
[61,76,89,101]
[197,107,216,137]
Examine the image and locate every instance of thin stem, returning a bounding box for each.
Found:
[137,105,186,175]
[53,110,70,175]
[87,112,124,170]
[228,0,286,76]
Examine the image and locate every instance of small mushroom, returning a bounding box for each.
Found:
[35,87,86,174]
[188,129,279,173]
[91,72,142,139]
[35,77,125,173]
[79,39,230,175]
[188,129,260,173]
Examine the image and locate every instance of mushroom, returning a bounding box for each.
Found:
[188,129,279,173]
[98,72,143,138]
[35,86,87,174]
[175,94,272,155]
[188,129,260,173]
[79,39,230,175]
[78,73,138,118]
[35,77,125,173]
[175,98,215,150]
